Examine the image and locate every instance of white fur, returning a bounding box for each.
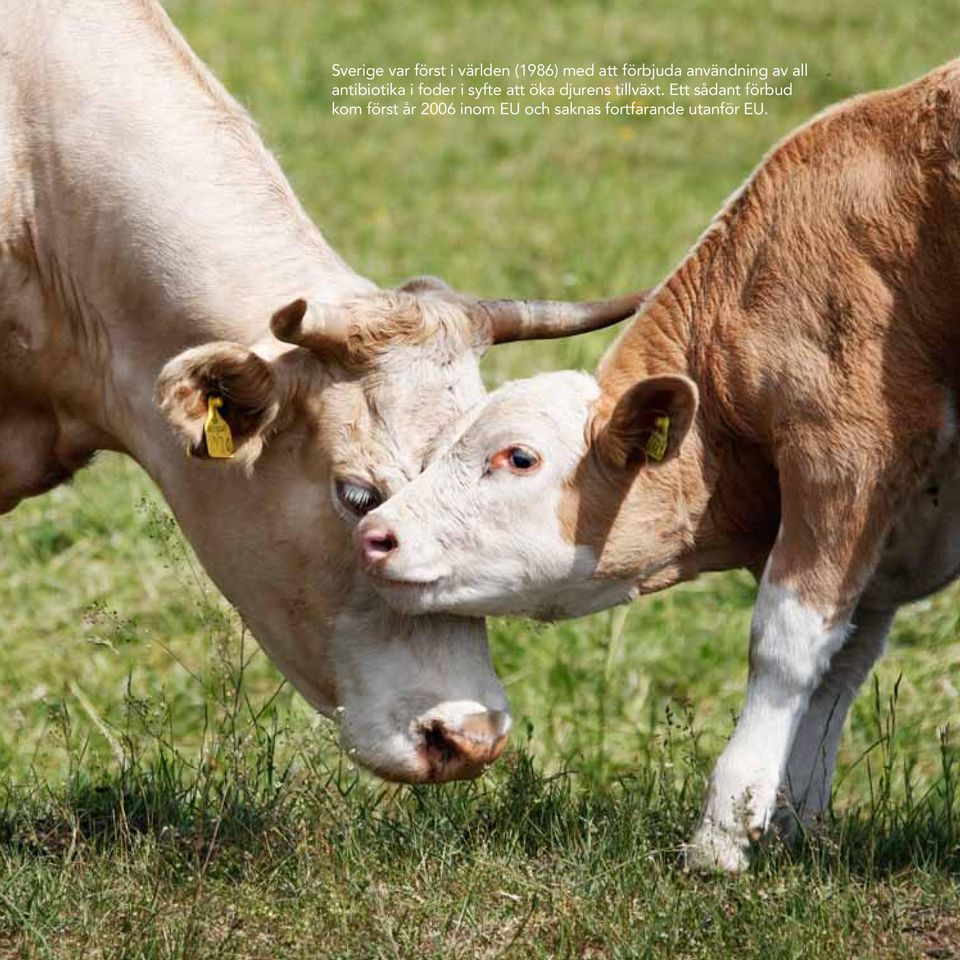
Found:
[687,574,850,871]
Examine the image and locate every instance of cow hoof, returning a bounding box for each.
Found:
[684,821,751,874]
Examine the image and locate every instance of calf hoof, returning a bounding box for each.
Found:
[771,805,827,846]
[683,820,752,874]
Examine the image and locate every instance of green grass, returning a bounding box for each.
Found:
[1,0,959,956]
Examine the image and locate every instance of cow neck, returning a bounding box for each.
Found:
[24,0,375,465]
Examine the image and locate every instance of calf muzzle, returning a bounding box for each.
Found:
[358,525,399,566]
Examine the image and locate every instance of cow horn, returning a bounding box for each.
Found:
[470,290,649,345]
[270,298,350,351]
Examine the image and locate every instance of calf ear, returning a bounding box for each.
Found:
[156,342,280,463]
[598,375,699,469]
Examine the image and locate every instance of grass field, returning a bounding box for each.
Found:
[1,1,958,956]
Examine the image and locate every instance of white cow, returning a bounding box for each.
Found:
[0,0,641,781]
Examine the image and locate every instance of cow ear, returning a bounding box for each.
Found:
[597,375,698,469]
[156,342,280,463]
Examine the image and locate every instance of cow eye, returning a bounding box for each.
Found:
[490,445,542,475]
[335,478,383,517]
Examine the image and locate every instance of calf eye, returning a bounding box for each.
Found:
[509,447,538,470]
[336,478,383,517]
[490,445,542,475]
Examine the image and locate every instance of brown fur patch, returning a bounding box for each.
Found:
[570,58,960,612]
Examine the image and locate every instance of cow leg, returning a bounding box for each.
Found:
[685,442,916,872]
[780,604,894,830]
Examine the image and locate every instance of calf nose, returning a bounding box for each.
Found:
[419,710,511,782]
[358,526,399,566]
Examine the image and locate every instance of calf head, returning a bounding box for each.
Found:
[155,280,643,781]
[358,369,698,621]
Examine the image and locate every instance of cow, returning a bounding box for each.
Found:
[0,0,642,784]
[357,59,960,865]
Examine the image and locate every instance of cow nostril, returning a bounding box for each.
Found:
[419,713,510,781]
[423,723,458,765]
[360,527,399,563]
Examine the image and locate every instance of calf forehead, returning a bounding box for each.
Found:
[458,372,599,448]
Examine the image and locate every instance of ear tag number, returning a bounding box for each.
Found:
[645,415,670,462]
[204,396,235,459]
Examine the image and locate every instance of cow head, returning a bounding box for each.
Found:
[356,368,698,622]
[155,280,644,782]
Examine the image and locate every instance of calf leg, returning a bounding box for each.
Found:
[686,568,856,871]
[782,604,894,827]
[686,439,919,872]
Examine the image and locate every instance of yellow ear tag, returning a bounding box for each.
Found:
[645,415,670,462]
[203,396,235,459]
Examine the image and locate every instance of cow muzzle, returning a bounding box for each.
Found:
[329,604,510,784]
[340,699,512,785]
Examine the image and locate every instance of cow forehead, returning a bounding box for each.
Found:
[339,290,481,362]
[318,340,487,487]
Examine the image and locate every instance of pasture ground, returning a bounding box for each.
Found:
[0,0,957,956]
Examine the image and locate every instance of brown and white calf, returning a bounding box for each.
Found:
[360,59,960,864]
[0,0,639,783]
